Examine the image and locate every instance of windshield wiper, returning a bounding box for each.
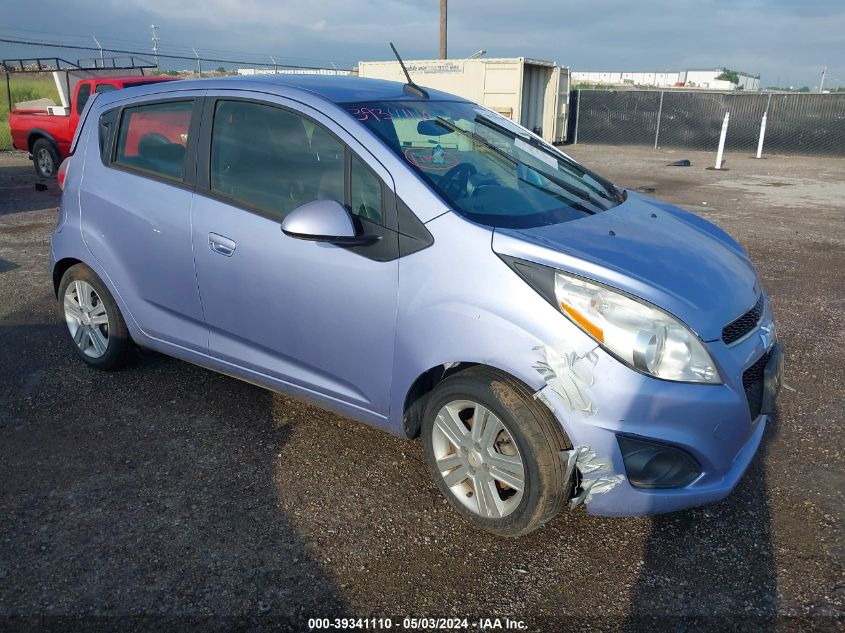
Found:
[474,115,625,204]
[434,117,607,211]
[434,117,517,167]
[474,114,531,142]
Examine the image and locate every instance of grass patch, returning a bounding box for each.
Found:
[0,75,60,151]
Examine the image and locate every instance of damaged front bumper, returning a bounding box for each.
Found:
[532,329,780,517]
[553,416,767,516]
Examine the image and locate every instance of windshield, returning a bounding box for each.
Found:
[344,100,624,228]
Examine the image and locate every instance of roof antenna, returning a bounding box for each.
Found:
[389,42,429,99]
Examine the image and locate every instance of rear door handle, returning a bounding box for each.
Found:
[208,232,236,257]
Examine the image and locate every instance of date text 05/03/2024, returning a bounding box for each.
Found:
[307,617,528,630]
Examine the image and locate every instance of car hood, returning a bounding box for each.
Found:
[492,192,760,342]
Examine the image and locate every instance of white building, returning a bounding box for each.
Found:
[572,67,760,91]
[237,68,352,76]
[684,68,759,91]
[572,70,685,88]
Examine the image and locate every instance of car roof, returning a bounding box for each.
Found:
[97,74,468,105]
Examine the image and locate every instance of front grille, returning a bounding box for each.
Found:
[722,294,764,345]
[743,350,771,420]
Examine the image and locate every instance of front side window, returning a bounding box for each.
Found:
[350,155,383,225]
[344,100,624,229]
[114,100,193,180]
[210,100,344,220]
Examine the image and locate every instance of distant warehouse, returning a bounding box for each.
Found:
[237,68,353,76]
[572,67,760,91]
[358,57,571,143]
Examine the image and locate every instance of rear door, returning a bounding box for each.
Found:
[80,93,208,351]
[190,93,399,418]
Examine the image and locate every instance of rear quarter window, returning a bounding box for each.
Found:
[114,100,193,181]
[98,108,119,164]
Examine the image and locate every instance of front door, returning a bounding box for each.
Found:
[191,96,399,418]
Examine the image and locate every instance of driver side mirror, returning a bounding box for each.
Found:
[281,199,381,246]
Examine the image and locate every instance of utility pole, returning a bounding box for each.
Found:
[439,0,447,59]
[150,25,160,69]
[819,66,826,93]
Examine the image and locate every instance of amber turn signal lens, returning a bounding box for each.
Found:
[561,302,605,343]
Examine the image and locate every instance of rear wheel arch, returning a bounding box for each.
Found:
[27,130,59,154]
[53,257,83,297]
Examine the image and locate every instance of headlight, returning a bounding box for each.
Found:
[554,272,720,383]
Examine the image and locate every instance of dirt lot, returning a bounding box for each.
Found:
[1,145,843,631]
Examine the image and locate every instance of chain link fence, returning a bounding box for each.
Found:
[0,120,12,150]
[569,89,845,156]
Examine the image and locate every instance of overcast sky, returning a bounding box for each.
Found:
[2,0,843,88]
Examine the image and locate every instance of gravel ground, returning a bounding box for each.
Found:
[0,146,843,632]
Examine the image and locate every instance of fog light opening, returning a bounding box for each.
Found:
[617,435,701,489]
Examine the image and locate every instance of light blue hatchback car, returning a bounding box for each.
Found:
[52,75,783,535]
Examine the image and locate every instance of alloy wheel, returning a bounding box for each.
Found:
[432,400,525,519]
[63,280,110,358]
[37,148,55,177]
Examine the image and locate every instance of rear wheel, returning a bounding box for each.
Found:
[58,264,134,370]
[422,366,572,536]
[32,138,59,178]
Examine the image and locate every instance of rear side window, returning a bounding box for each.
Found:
[76,83,92,113]
[114,100,193,181]
[95,84,117,94]
[98,108,119,163]
[210,100,344,220]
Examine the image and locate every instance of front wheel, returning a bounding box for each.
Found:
[32,138,60,178]
[422,366,572,536]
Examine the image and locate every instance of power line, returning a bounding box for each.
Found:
[0,36,352,71]
[0,28,347,68]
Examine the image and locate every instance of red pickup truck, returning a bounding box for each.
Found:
[9,75,179,177]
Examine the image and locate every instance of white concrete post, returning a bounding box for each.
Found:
[714,112,729,169]
[755,112,768,159]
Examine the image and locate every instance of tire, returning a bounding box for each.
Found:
[58,264,134,370]
[32,138,60,178]
[422,366,572,537]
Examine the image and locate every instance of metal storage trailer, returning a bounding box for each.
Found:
[357,58,570,143]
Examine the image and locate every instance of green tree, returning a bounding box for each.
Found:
[716,70,740,84]
[216,66,226,73]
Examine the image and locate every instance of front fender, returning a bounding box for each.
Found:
[388,212,597,435]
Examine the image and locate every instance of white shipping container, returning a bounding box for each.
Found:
[357,58,570,143]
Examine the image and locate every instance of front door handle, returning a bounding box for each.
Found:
[208,233,236,257]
